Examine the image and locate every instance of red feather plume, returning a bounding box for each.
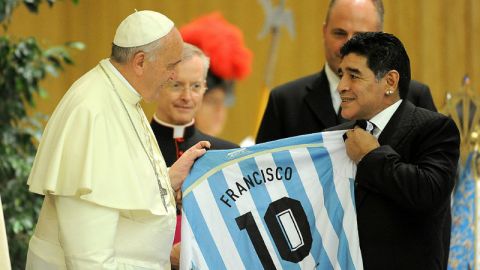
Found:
[180,12,253,80]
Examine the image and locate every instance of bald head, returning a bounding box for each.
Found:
[322,0,384,74]
[325,0,384,30]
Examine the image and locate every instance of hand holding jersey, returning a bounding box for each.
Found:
[169,141,211,191]
[343,125,380,164]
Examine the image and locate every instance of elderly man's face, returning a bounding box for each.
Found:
[155,55,206,125]
[337,53,387,120]
[142,29,183,102]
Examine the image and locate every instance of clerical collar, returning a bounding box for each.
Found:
[325,63,341,114]
[369,99,403,137]
[104,59,141,98]
[152,114,195,139]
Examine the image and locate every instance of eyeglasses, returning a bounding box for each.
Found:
[167,80,207,95]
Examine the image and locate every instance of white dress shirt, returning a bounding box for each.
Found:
[325,63,341,114]
[369,99,403,138]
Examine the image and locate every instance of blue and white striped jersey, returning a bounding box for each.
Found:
[180,131,362,270]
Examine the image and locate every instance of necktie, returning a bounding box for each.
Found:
[355,119,376,134]
[343,120,376,141]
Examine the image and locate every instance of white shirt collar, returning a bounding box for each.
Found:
[152,114,195,138]
[325,63,341,114]
[104,59,141,98]
[369,99,403,137]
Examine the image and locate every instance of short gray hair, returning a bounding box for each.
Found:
[110,38,164,64]
[182,43,210,78]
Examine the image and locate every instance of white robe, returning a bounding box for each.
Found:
[26,59,176,269]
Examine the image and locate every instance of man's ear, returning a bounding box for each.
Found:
[385,70,400,91]
[131,51,146,76]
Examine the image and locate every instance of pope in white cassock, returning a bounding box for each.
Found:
[25,10,210,269]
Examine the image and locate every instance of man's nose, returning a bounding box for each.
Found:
[337,78,348,93]
[180,88,193,99]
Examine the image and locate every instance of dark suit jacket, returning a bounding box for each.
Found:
[327,101,460,270]
[256,69,437,143]
[151,120,238,167]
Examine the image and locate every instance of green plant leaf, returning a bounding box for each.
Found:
[66,41,85,50]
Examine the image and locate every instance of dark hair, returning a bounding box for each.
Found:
[340,32,411,98]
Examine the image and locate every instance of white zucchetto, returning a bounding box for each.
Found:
[113,10,174,48]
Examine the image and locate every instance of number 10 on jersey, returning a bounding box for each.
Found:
[235,197,313,269]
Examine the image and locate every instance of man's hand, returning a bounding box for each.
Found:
[169,141,211,192]
[344,126,380,163]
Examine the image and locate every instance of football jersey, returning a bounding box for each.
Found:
[180,131,362,270]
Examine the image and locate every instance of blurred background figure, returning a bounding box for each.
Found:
[180,12,253,137]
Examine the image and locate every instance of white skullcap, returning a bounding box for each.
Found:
[113,10,174,48]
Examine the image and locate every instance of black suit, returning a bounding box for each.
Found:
[151,120,238,167]
[327,101,460,270]
[256,69,437,143]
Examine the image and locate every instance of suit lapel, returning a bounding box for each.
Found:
[378,100,415,147]
[304,70,338,128]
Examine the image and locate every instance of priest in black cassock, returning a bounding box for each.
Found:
[150,43,238,269]
[151,43,238,167]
